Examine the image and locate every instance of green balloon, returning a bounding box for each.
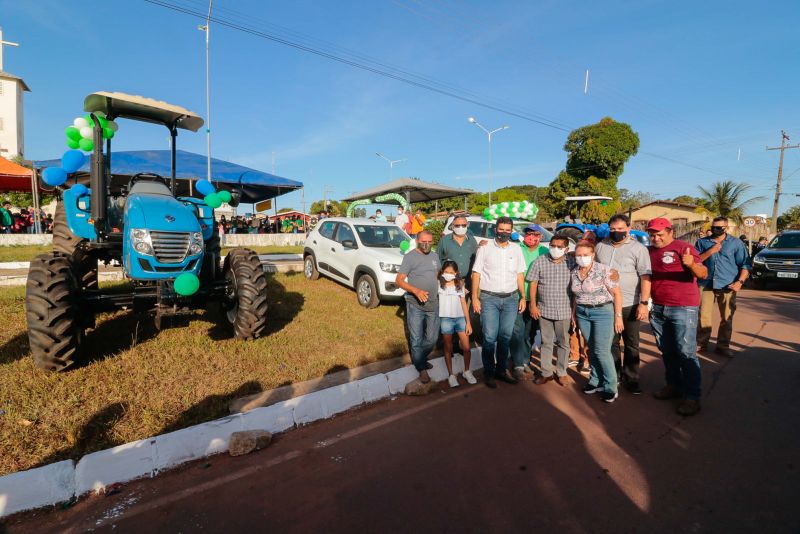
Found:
[174,272,200,296]
[65,126,82,141]
[97,116,109,129]
[399,240,410,252]
[217,190,232,203]
[78,138,94,152]
[102,127,114,139]
[66,138,80,149]
[204,192,222,209]
[84,114,94,126]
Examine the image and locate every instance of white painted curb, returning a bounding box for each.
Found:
[0,349,484,518]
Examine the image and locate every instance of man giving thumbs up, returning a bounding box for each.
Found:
[646,218,708,417]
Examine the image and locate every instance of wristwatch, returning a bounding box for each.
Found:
[639,301,649,306]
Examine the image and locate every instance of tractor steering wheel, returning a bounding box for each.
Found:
[128,172,170,191]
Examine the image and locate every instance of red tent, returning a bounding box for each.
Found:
[0,156,34,192]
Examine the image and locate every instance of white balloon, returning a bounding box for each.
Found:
[108,120,119,132]
[74,117,89,129]
[79,126,93,139]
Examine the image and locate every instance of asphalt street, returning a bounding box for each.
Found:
[6,288,800,534]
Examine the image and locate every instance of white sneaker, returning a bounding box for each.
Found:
[462,370,477,385]
[448,374,460,388]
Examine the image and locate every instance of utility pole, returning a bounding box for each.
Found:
[766,130,800,234]
[322,185,334,214]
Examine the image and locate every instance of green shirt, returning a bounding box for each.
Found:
[437,232,478,280]
[520,243,550,299]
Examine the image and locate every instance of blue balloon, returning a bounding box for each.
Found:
[511,231,520,242]
[70,183,89,197]
[42,167,68,186]
[61,149,87,173]
[195,179,216,196]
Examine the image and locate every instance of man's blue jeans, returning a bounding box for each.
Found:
[576,303,617,395]
[405,302,440,372]
[480,293,519,376]
[510,311,537,368]
[649,304,702,400]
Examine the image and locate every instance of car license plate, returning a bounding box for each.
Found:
[777,272,798,279]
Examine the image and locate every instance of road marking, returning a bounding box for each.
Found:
[74,389,468,530]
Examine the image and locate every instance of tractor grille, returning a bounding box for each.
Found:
[150,231,190,264]
[764,258,800,272]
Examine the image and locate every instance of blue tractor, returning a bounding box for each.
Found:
[27,92,269,371]
[553,195,650,246]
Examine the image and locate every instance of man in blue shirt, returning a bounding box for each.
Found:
[694,216,751,357]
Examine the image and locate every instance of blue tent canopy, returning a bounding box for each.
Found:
[34,150,302,203]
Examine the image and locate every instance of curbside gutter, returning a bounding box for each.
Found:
[0,349,484,518]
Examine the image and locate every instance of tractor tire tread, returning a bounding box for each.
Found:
[224,248,268,340]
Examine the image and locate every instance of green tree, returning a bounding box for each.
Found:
[0,192,55,208]
[697,181,764,225]
[544,117,640,222]
[671,194,704,206]
[777,205,800,230]
[277,207,296,214]
[309,199,348,216]
[619,189,655,211]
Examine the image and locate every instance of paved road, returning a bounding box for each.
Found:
[6,289,800,533]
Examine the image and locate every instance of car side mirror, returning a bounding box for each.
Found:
[228,189,241,208]
[342,239,357,249]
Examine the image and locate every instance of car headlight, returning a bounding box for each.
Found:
[753,256,765,264]
[379,262,400,273]
[131,229,153,256]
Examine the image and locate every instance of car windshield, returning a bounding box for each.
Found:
[769,234,800,249]
[486,222,554,241]
[355,225,408,247]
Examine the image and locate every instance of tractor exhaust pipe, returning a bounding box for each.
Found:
[89,113,107,241]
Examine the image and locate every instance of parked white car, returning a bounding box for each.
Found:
[303,217,409,308]
[441,214,554,245]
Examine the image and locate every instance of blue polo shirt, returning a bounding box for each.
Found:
[694,234,751,289]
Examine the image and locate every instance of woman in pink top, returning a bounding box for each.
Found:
[571,242,624,403]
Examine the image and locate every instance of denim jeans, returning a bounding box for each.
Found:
[405,302,440,371]
[480,293,519,376]
[576,303,617,395]
[510,311,538,368]
[649,304,702,400]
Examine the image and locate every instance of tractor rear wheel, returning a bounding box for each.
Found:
[53,201,98,292]
[26,253,84,372]
[221,248,268,339]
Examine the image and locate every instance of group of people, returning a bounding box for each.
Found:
[0,201,53,234]
[396,212,751,417]
[218,214,306,235]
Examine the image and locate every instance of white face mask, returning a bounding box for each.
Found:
[453,226,468,236]
[549,246,566,259]
[576,256,593,267]
[442,273,456,281]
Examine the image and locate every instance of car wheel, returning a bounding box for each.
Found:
[304,255,320,280]
[356,273,380,309]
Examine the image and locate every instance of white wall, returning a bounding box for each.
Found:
[0,78,23,158]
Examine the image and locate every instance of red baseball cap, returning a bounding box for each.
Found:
[646,217,672,232]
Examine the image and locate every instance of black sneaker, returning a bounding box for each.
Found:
[583,383,602,395]
[602,391,619,403]
[624,381,642,395]
[425,362,433,370]
[485,375,497,389]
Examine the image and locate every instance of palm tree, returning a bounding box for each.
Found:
[697,180,765,225]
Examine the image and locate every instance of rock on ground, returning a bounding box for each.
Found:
[404,378,438,396]
[229,430,273,457]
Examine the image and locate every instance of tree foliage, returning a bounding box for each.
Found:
[309,199,348,216]
[777,205,800,230]
[277,207,296,214]
[671,195,705,206]
[0,192,55,209]
[544,117,639,222]
[697,180,764,225]
[619,189,655,212]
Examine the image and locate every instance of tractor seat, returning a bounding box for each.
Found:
[129,181,172,196]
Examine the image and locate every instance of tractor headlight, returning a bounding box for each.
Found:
[379,262,400,273]
[189,232,204,255]
[192,232,203,242]
[131,228,153,256]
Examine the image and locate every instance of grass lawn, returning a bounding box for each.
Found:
[0,245,303,262]
[0,274,407,475]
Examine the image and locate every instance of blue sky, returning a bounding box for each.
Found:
[3,0,799,217]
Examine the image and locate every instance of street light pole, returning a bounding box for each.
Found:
[375,152,407,181]
[468,117,509,208]
[198,1,214,188]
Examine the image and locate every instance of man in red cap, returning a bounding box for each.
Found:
[646,217,708,416]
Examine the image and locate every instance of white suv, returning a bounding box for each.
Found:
[303,218,409,308]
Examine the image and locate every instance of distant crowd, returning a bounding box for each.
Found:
[217,214,306,235]
[0,201,53,234]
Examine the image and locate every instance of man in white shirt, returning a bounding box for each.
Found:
[394,206,410,232]
[471,217,527,388]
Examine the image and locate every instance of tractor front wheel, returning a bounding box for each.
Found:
[221,248,268,339]
[25,253,84,372]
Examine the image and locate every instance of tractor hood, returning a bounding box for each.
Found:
[125,193,202,233]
